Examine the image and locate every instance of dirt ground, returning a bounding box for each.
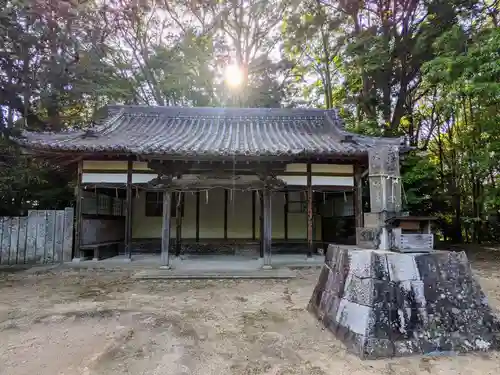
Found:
[1,258,500,375]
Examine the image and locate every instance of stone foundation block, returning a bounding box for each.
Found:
[308,246,500,359]
[386,252,419,281]
[356,227,383,249]
[363,212,399,228]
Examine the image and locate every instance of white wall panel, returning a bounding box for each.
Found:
[82,172,157,184]
[277,175,354,187]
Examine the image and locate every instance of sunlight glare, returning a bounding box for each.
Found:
[224,64,244,87]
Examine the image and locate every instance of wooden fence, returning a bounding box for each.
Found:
[0,208,74,265]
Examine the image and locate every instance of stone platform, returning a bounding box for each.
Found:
[308,246,500,359]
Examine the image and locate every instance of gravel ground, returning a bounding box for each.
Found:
[1,258,500,375]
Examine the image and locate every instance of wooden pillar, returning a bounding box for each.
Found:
[224,190,228,240]
[195,191,200,242]
[284,191,289,241]
[175,192,183,257]
[124,159,133,260]
[73,160,83,260]
[160,191,172,268]
[307,162,313,257]
[259,192,264,258]
[354,164,364,231]
[251,191,256,240]
[262,188,272,268]
[94,189,99,215]
[108,193,113,216]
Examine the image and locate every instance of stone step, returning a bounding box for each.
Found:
[133,268,296,280]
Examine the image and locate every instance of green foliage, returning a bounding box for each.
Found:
[0,138,73,215]
[282,0,499,243]
[0,0,294,212]
[0,0,499,245]
[402,152,443,213]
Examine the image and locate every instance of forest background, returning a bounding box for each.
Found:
[0,0,499,244]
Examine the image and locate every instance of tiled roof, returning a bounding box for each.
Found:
[16,105,404,158]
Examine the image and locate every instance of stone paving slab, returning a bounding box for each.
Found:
[133,268,297,280]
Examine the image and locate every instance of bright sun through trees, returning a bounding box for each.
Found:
[224,64,244,87]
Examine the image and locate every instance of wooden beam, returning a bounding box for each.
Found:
[354,164,364,230]
[161,191,172,268]
[26,149,371,165]
[284,191,289,241]
[74,160,83,260]
[148,160,288,176]
[279,171,354,177]
[124,159,133,260]
[252,191,256,240]
[148,178,285,191]
[95,189,99,215]
[195,191,200,242]
[307,162,313,257]
[224,190,228,240]
[108,193,113,216]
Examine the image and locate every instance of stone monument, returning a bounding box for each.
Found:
[310,146,500,359]
[357,146,403,250]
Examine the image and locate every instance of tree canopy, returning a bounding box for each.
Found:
[0,0,499,244]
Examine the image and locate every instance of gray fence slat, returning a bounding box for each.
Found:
[35,211,47,264]
[0,218,3,264]
[9,217,20,265]
[1,218,12,265]
[17,217,28,264]
[54,210,65,263]
[0,208,74,265]
[44,210,56,263]
[25,211,38,263]
[63,207,74,262]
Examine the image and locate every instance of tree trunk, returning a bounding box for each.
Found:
[448,114,463,243]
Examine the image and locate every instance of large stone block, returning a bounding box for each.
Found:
[368,146,401,176]
[309,247,500,359]
[368,176,385,213]
[385,177,402,212]
[369,176,402,213]
[308,266,330,316]
[386,252,420,281]
[356,227,383,249]
[414,251,470,281]
[364,212,399,228]
[349,250,390,279]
